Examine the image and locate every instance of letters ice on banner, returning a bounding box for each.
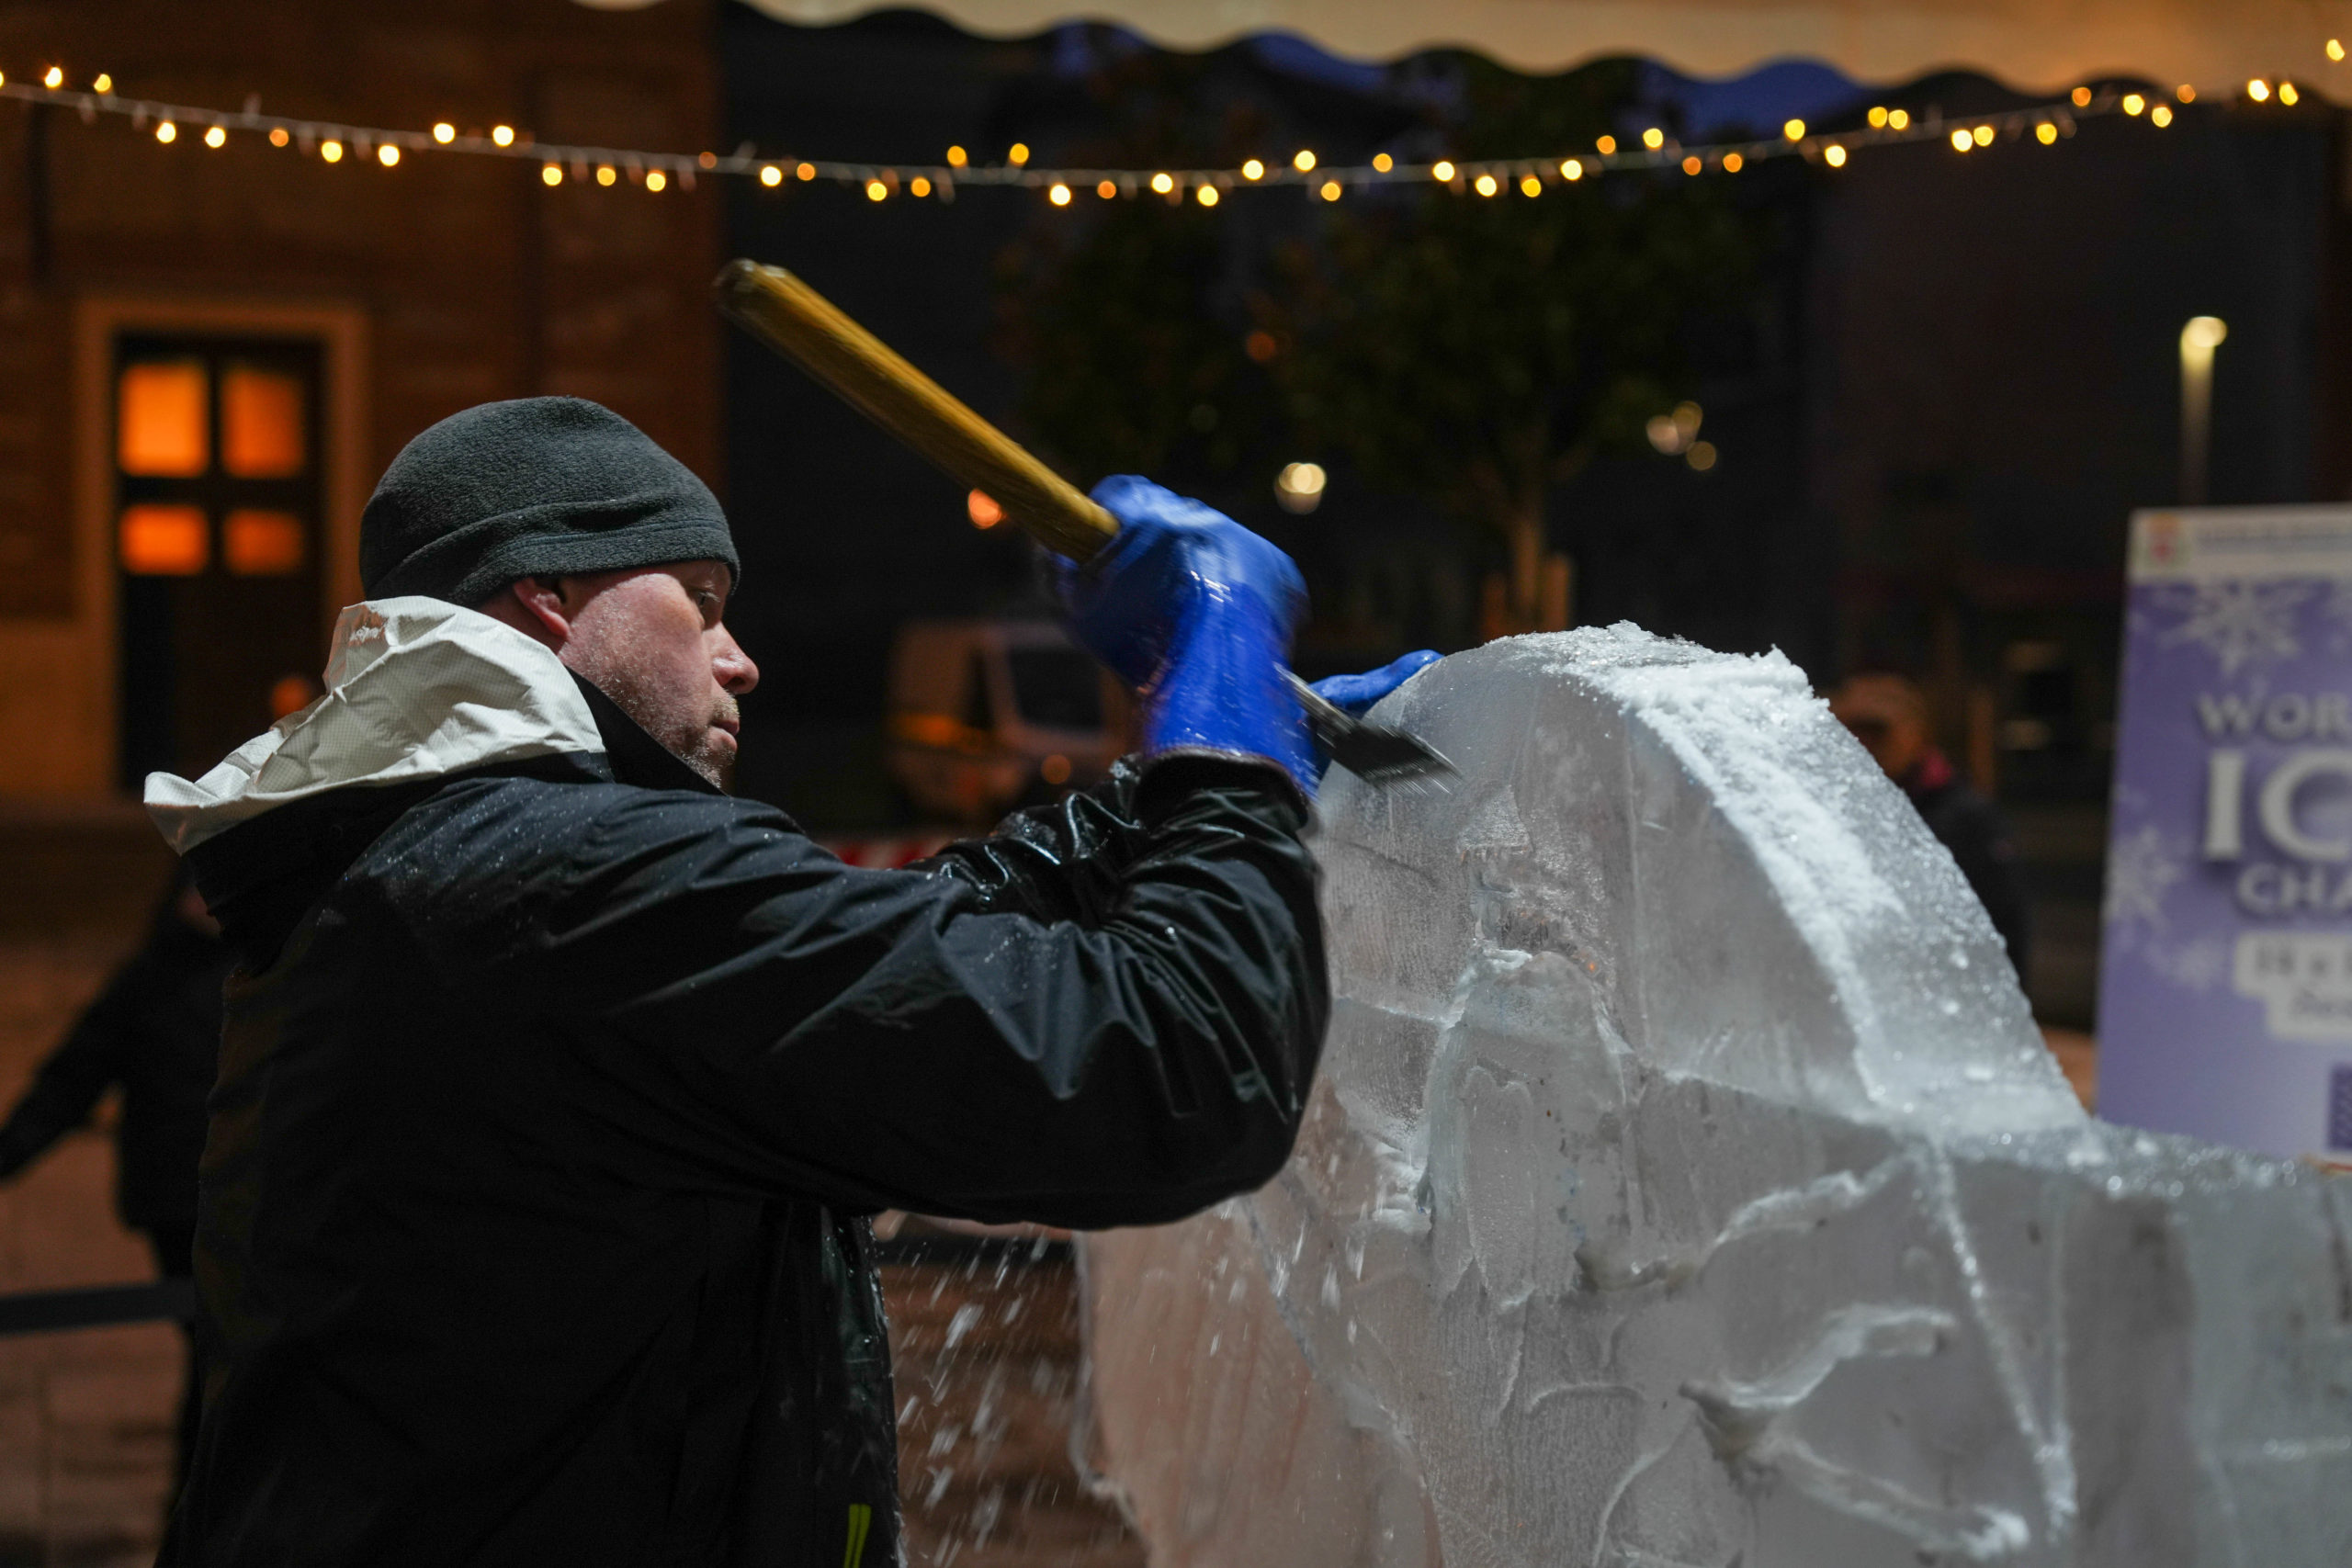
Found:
[2100,506,2352,1161]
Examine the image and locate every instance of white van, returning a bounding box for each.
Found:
[885,619,1130,824]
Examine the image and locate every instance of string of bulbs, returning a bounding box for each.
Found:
[0,57,2336,208]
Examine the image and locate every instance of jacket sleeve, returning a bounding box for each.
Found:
[394,754,1329,1230]
[0,961,142,1178]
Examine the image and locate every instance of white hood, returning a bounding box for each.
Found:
[144,597,605,853]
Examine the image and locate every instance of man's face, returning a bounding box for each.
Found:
[552,561,758,788]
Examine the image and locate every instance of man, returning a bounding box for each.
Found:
[0,863,229,1498]
[145,397,1431,1566]
[1829,672,2031,975]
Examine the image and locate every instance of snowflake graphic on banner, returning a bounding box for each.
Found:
[2159,580,2312,674]
[2105,823,2183,931]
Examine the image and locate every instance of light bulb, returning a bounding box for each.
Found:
[1641,127,1664,150]
[491,125,514,147]
[1197,185,1219,207]
[1432,159,1456,182]
[379,143,401,167]
[946,145,967,167]
[759,165,782,186]
[541,164,562,186]
[155,120,176,144]
[1008,142,1030,165]
[1373,152,1393,173]
[1474,172,1498,197]
[1150,172,1174,194]
[1722,152,1744,173]
[1242,159,1264,180]
[1560,158,1582,180]
[1824,144,1848,167]
[320,139,343,163]
[646,169,667,192]
[1293,150,1316,171]
[1783,118,1806,141]
[1048,183,1071,207]
[595,164,616,186]
[204,125,226,149]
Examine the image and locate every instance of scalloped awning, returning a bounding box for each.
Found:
[712,0,2352,97]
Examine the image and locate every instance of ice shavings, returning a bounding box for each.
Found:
[1081,626,2352,1568]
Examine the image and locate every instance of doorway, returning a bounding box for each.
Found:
[111,335,326,788]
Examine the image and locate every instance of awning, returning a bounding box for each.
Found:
[718,0,2352,96]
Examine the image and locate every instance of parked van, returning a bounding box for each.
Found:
[885,620,1129,823]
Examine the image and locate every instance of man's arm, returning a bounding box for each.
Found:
[0,963,142,1179]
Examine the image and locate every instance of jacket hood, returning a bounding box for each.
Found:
[144,597,604,853]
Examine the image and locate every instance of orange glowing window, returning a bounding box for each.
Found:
[224,509,306,574]
[117,362,209,476]
[221,365,306,477]
[119,504,209,574]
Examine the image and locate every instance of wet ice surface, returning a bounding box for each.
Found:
[1080,627,2352,1567]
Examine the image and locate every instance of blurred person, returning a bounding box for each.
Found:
[141,399,1434,1567]
[1831,672,2031,975]
[0,862,230,1498]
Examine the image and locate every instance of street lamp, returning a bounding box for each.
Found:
[2179,315,2227,505]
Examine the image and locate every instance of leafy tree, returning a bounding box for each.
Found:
[1269,59,1758,630]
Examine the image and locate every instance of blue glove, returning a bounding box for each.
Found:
[1056,476,1316,795]
[1306,649,1442,780]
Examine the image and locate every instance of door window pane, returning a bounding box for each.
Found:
[223,509,306,575]
[119,504,209,574]
[221,365,306,478]
[118,362,209,477]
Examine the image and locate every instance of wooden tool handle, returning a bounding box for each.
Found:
[713,259,1119,563]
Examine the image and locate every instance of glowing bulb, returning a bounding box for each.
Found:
[1150,172,1174,194]
[92,73,111,94]
[2036,121,2059,143]
[1641,127,1664,150]
[757,164,782,186]
[1474,172,1498,196]
[2123,93,2145,115]
[1560,158,1582,180]
[155,120,176,144]
[1008,142,1030,165]
[1680,155,1701,175]
[320,139,343,163]
[2280,81,2301,105]
[1274,462,1327,513]
[541,163,562,186]
[1783,118,1806,141]
[1867,107,1888,128]
[797,163,815,181]
[2178,85,2198,102]
[595,164,616,186]
[1319,179,1342,201]
[491,125,515,147]
[1096,179,1116,198]
[2183,315,2228,352]
[1687,440,1718,472]
[1293,149,1317,172]
[699,152,718,169]
[1951,129,1973,152]
[1824,143,1848,167]
[1197,184,1219,206]
[1242,159,1264,180]
[646,169,668,192]
[868,179,889,201]
[1973,124,1995,145]
[1723,151,1744,173]
[42,67,62,90]
[1888,108,1910,130]
[2333,40,2348,62]
[967,491,1002,528]
[908,175,929,197]
[1432,159,1456,182]
[432,122,456,144]
[379,143,401,167]
[1047,183,1070,206]
[204,125,226,149]
[2152,105,2174,127]
[946,145,967,167]
[2248,79,2271,101]
[1373,152,1393,173]
[1521,173,1543,195]
[1595,135,1616,154]
[269,128,289,147]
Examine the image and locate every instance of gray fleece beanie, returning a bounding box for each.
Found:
[360,397,739,607]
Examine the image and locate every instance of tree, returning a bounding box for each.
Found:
[1269,59,1758,633]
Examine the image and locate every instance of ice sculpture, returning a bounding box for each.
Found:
[1080,627,2352,1568]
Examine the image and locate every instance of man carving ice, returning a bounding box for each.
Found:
[142,397,1433,1566]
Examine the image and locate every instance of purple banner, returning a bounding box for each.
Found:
[2099,507,2352,1162]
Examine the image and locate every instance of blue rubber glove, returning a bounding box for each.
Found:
[1306,649,1442,781]
[1055,476,1316,795]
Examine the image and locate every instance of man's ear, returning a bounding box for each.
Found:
[478,577,574,650]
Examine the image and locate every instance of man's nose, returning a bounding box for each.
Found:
[712,626,759,694]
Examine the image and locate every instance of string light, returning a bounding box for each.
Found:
[2247,79,2271,101]
[91,73,110,94]
[1047,182,1070,205]
[2280,81,2301,105]
[868,178,889,201]
[0,69,2197,209]
[2332,39,2347,62]
[2178,85,2197,102]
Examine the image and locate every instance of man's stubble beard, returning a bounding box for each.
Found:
[567,627,739,791]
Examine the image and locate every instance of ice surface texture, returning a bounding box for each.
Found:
[1081,627,2352,1568]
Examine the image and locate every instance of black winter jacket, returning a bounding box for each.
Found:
[161,670,1327,1568]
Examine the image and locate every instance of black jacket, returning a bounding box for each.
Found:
[163,679,1328,1568]
[0,907,229,1236]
